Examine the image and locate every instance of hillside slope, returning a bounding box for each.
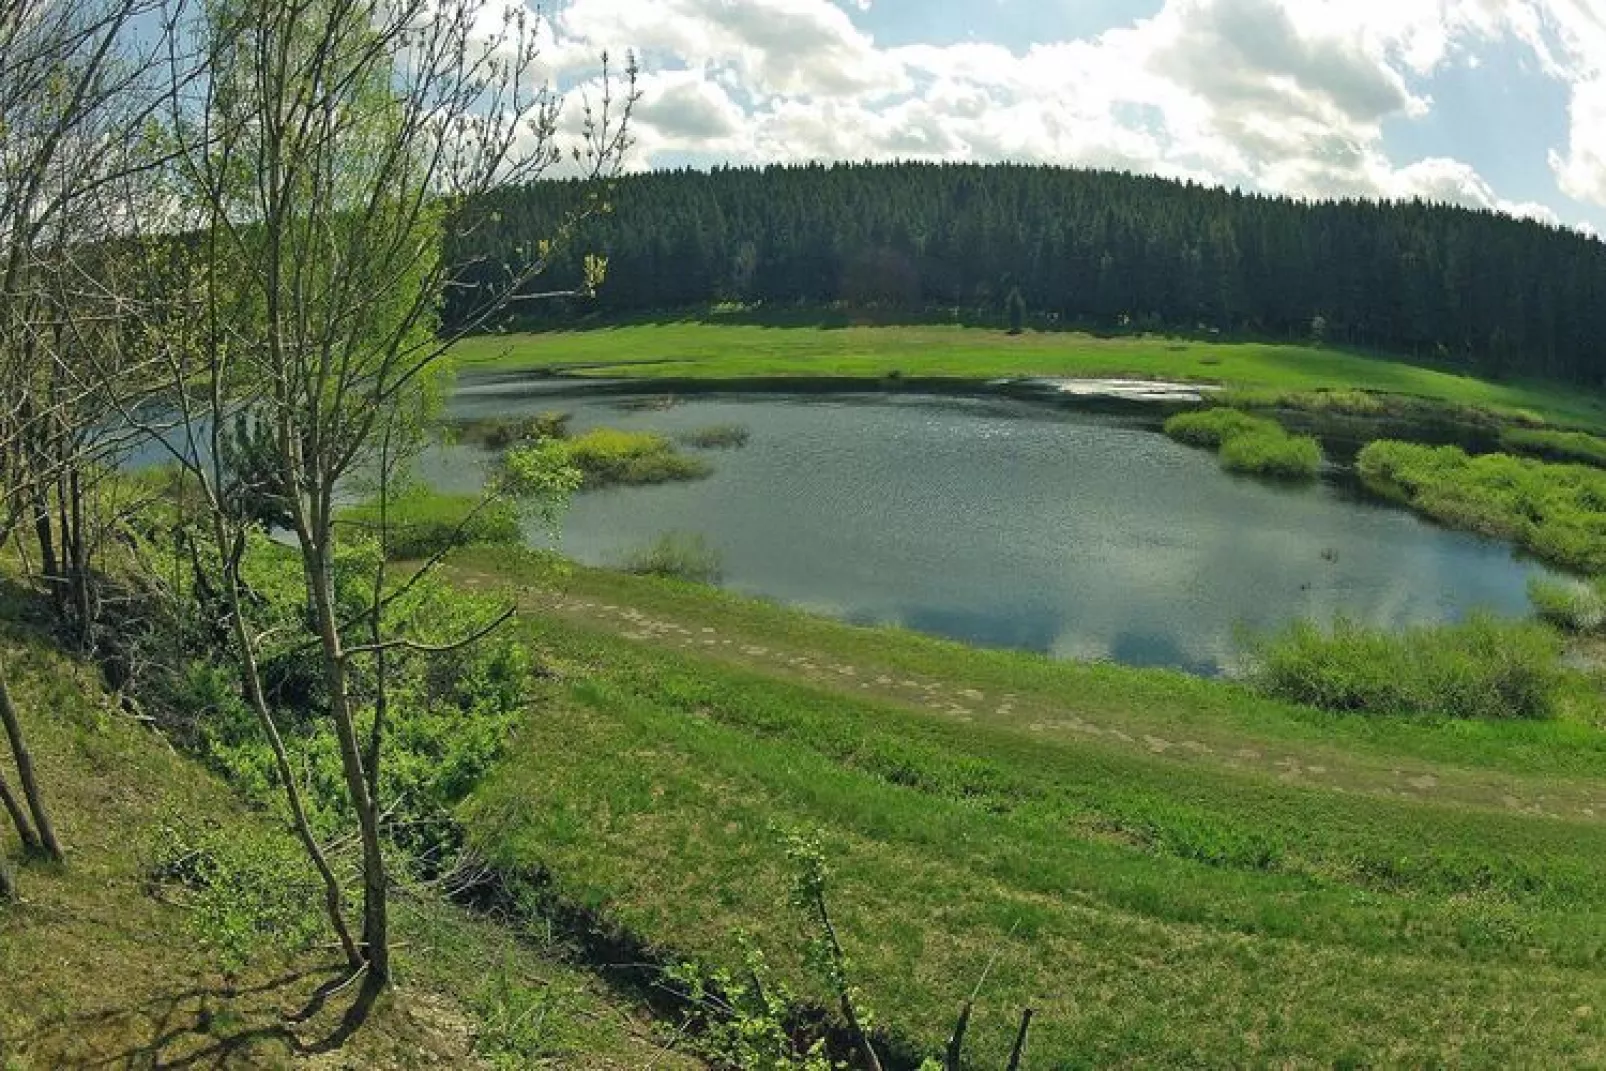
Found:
[0,632,689,1069]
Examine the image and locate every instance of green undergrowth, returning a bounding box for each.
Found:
[0,631,682,1069]
[1163,408,1323,479]
[1357,440,1606,573]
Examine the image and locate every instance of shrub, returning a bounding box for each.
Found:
[1162,408,1272,448]
[1219,430,1322,479]
[677,423,751,449]
[622,532,722,583]
[563,427,711,488]
[1529,576,1606,633]
[1246,613,1562,720]
[1164,408,1322,480]
[340,489,521,560]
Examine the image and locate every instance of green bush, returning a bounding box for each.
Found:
[1219,430,1322,479]
[339,489,521,560]
[622,532,722,583]
[1357,440,1606,573]
[1165,408,1322,480]
[1529,576,1606,633]
[1500,427,1606,468]
[1162,408,1273,448]
[677,423,751,449]
[1246,613,1563,720]
[563,427,711,488]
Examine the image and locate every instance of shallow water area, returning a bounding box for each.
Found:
[426,380,1559,675]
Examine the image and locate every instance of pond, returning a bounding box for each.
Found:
[426,380,1559,676]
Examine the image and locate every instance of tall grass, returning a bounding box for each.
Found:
[1357,440,1606,573]
[339,489,521,559]
[1162,408,1269,447]
[563,428,711,488]
[1219,430,1323,478]
[1163,408,1322,480]
[1245,613,1562,720]
[622,532,722,583]
[1529,575,1606,633]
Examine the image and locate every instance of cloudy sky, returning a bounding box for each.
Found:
[537,0,1606,235]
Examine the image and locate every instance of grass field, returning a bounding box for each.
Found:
[454,550,1606,1066]
[453,321,1606,430]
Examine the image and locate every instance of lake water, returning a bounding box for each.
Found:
[427,380,1558,676]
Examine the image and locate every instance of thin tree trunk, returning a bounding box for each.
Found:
[0,658,60,861]
[305,547,389,986]
[211,520,362,969]
[0,850,14,901]
[1006,1007,1035,1071]
[68,464,92,652]
[0,766,40,854]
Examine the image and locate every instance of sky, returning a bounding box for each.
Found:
[534,0,1606,236]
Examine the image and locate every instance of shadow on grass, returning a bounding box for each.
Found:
[6,964,380,1068]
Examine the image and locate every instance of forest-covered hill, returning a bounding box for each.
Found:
[452,162,1606,385]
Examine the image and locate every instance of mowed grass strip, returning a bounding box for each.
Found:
[451,321,1606,430]
[465,606,1606,1065]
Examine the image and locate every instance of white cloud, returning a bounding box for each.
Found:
[555,0,904,97]
[634,69,746,140]
[1551,76,1606,207]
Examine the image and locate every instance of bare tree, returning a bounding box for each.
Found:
[92,0,633,988]
[0,0,174,871]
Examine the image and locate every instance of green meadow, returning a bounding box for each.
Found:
[453,320,1606,430]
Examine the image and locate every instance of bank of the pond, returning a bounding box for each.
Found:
[452,321,1606,431]
[452,549,1606,1068]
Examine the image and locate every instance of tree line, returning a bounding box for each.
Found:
[454,161,1606,385]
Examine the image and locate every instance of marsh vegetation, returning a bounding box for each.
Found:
[1163,407,1323,479]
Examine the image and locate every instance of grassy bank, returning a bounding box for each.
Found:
[1357,441,1606,574]
[452,550,1606,1066]
[452,321,1606,430]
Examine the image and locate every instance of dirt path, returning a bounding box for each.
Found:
[468,573,1606,826]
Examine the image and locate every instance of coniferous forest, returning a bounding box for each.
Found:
[455,162,1606,385]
